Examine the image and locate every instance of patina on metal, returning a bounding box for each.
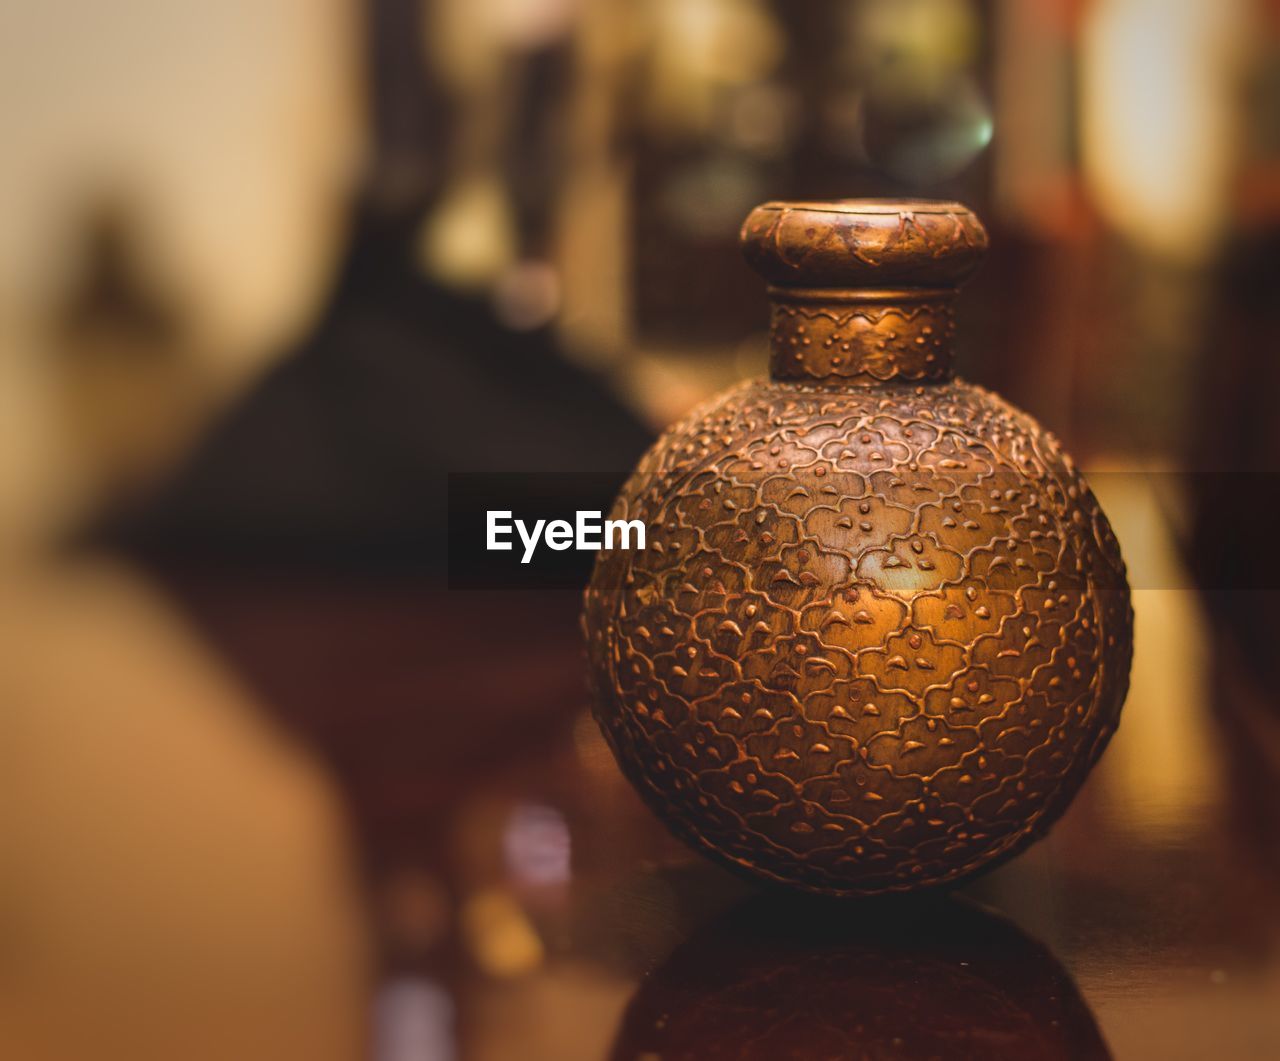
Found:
[584,200,1133,896]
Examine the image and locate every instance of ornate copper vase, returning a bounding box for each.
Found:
[584,200,1132,896]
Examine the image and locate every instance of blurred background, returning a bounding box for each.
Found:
[1,0,1279,1059]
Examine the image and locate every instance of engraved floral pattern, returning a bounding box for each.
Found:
[584,377,1132,896]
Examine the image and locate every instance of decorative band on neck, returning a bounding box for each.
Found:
[767,287,956,383]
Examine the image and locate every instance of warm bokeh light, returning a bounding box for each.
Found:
[1082,0,1250,263]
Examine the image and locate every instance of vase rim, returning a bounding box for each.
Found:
[753,198,973,216]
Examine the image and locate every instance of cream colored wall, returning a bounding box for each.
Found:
[0,0,362,550]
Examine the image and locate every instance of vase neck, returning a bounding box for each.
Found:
[768,286,957,384]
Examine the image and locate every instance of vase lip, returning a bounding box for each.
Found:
[753,198,972,216]
[741,198,988,291]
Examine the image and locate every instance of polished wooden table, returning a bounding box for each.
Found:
[1,477,1277,1060]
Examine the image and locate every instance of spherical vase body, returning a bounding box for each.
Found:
[584,201,1132,896]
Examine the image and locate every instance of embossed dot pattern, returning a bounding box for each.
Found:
[771,300,955,382]
[584,378,1132,896]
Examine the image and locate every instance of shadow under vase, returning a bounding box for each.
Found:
[612,890,1110,1061]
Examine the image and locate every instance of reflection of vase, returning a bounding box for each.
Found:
[584,200,1132,896]
[611,893,1111,1061]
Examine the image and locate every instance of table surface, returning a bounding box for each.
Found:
[1,475,1278,1061]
